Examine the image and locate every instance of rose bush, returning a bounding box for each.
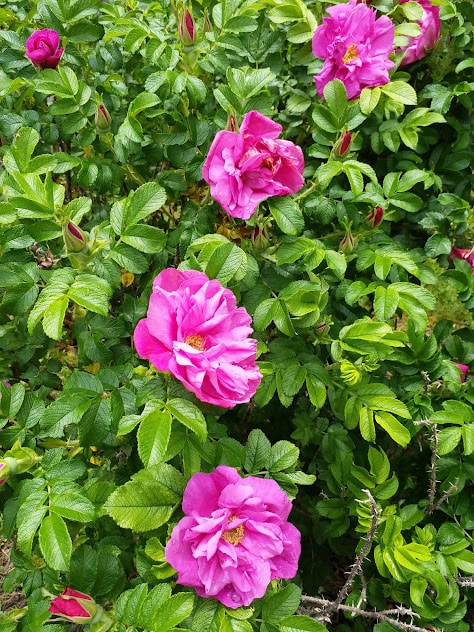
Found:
[0,0,473,631]
[202,110,304,219]
[134,268,262,407]
[165,466,301,608]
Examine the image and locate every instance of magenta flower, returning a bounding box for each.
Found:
[133,269,261,408]
[455,363,469,382]
[202,110,304,220]
[165,466,301,608]
[449,247,474,273]
[398,0,440,66]
[312,0,395,100]
[49,588,96,623]
[25,29,64,69]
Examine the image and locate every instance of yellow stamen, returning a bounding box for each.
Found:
[222,516,245,546]
[185,334,205,350]
[342,43,358,64]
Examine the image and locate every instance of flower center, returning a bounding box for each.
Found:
[185,334,205,350]
[222,516,245,546]
[342,43,359,64]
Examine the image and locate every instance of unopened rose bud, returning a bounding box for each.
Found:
[178,10,195,45]
[339,231,357,254]
[251,225,270,251]
[63,222,88,253]
[49,588,97,624]
[95,103,111,133]
[333,130,352,157]
[0,460,10,486]
[226,114,239,132]
[366,206,384,228]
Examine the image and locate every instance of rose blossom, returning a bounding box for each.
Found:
[49,588,95,623]
[398,0,440,66]
[133,268,261,408]
[25,29,64,69]
[449,247,474,273]
[455,363,469,383]
[202,110,304,220]
[165,466,301,608]
[312,0,395,100]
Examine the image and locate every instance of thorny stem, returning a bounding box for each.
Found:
[454,575,474,587]
[300,597,438,632]
[325,489,379,615]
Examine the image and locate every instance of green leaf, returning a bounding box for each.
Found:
[262,584,302,624]
[166,398,207,440]
[104,477,180,532]
[279,615,328,632]
[244,429,271,474]
[359,87,381,115]
[437,427,462,455]
[381,81,417,105]
[149,592,194,630]
[122,224,167,253]
[128,91,160,117]
[268,440,299,472]
[373,286,399,321]
[323,79,348,119]
[374,411,411,447]
[39,392,95,438]
[137,408,172,468]
[268,198,305,236]
[38,513,72,571]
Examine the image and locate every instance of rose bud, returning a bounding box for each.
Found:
[178,10,195,46]
[366,206,384,228]
[62,222,88,253]
[333,130,352,157]
[95,103,112,133]
[48,588,97,624]
[25,29,64,70]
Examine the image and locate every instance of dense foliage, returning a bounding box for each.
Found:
[0,0,473,631]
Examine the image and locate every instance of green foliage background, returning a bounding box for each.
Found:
[0,0,473,630]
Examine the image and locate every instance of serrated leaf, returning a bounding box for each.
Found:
[244,429,272,473]
[165,397,207,440]
[39,513,72,571]
[137,408,172,467]
[373,286,399,321]
[269,198,305,235]
[262,584,302,624]
[374,411,411,447]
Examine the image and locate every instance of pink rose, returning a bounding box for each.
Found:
[25,29,64,69]
[165,466,301,608]
[49,588,95,623]
[449,247,474,273]
[133,269,262,408]
[312,0,395,100]
[202,110,304,220]
[455,363,469,382]
[398,0,440,65]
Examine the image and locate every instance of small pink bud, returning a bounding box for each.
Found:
[333,130,352,157]
[251,225,270,251]
[178,10,195,45]
[366,206,384,228]
[226,114,239,132]
[63,222,88,253]
[49,588,96,624]
[339,232,357,254]
[95,102,111,132]
[0,460,9,486]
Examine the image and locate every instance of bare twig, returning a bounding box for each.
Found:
[325,489,378,615]
[301,596,438,632]
[413,419,438,512]
[432,477,459,512]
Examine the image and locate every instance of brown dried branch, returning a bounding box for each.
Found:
[300,596,439,632]
[324,489,378,615]
[454,574,474,588]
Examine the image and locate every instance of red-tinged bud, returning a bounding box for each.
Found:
[226,114,239,132]
[63,222,88,253]
[95,102,111,133]
[333,130,352,157]
[0,460,10,486]
[339,231,357,254]
[49,588,97,624]
[456,363,469,382]
[178,10,195,46]
[366,206,384,228]
[251,224,270,251]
